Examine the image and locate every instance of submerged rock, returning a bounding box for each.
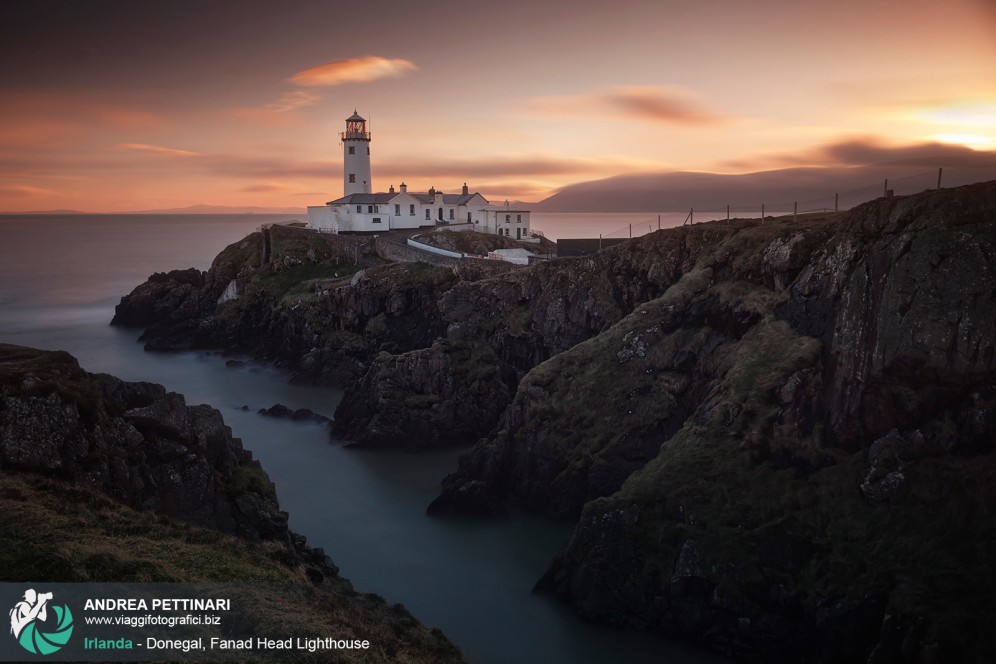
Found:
[257,403,331,425]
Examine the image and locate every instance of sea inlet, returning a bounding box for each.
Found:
[0,213,729,664]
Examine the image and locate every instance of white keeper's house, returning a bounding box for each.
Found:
[307,112,533,239]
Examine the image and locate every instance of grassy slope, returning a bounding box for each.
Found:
[0,473,462,664]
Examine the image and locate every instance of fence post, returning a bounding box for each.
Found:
[794,201,797,222]
[629,223,632,239]
[937,167,943,189]
[658,214,661,230]
[599,234,602,251]
[835,193,838,212]
[761,203,765,220]
[690,208,694,225]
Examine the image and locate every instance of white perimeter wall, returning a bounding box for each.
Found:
[307,206,336,232]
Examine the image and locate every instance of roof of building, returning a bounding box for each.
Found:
[326,193,397,205]
[413,192,483,205]
[346,111,365,122]
[327,191,488,206]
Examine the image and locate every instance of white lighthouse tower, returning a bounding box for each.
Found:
[341,110,372,195]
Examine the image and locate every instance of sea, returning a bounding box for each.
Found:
[0,213,730,664]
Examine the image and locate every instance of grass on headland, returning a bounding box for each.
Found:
[0,473,464,663]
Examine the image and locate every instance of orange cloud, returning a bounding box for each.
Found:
[227,90,321,127]
[720,136,996,171]
[534,85,727,126]
[464,181,551,200]
[263,90,321,112]
[604,87,726,125]
[0,184,59,198]
[116,143,200,156]
[288,56,417,87]
[373,155,655,180]
[241,183,290,193]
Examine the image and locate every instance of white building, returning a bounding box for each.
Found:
[307,112,532,239]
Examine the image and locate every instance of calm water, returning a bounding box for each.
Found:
[0,214,728,664]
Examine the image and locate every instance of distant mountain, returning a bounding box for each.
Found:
[535,158,996,213]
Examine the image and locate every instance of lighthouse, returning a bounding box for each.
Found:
[341,111,372,195]
[306,111,531,236]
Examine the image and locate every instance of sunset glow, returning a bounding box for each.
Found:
[1,0,995,211]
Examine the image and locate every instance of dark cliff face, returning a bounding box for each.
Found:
[111,183,996,662]
[111,226,513,387]
[0,344,465,663]
[0,344,284,541]
[525,186,996,663]
[430,218,835,518]
[426,184,996,661]
[331,339,517,449]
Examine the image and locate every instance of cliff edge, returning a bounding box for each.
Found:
[112,182,996,662]
[0,344,464,663]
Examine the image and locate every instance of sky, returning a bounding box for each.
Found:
[1,0,995,212]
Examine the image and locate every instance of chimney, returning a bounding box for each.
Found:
[400,182,407,193]
[429,186,436,196]
[462,182,469,195]
[389,184,395,194]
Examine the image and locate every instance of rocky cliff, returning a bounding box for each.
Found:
[112,225,514,389]
[0,344,463,663]
[113,183,996,662]
[439,185,996,662]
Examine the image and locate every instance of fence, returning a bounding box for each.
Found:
[591,162,996,240]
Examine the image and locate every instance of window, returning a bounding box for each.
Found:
[349,174,356,183]
[517,215,522,222]
[368,206,374,213]
[425,209,430,220]
[395,204,401,215]
[356,205,361,213]
[449,209,454,220]
[516,228,521,239]
[348,146,355,155]
[410,204,415,215]
[505,214,510,222]
[372,218,382,224]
